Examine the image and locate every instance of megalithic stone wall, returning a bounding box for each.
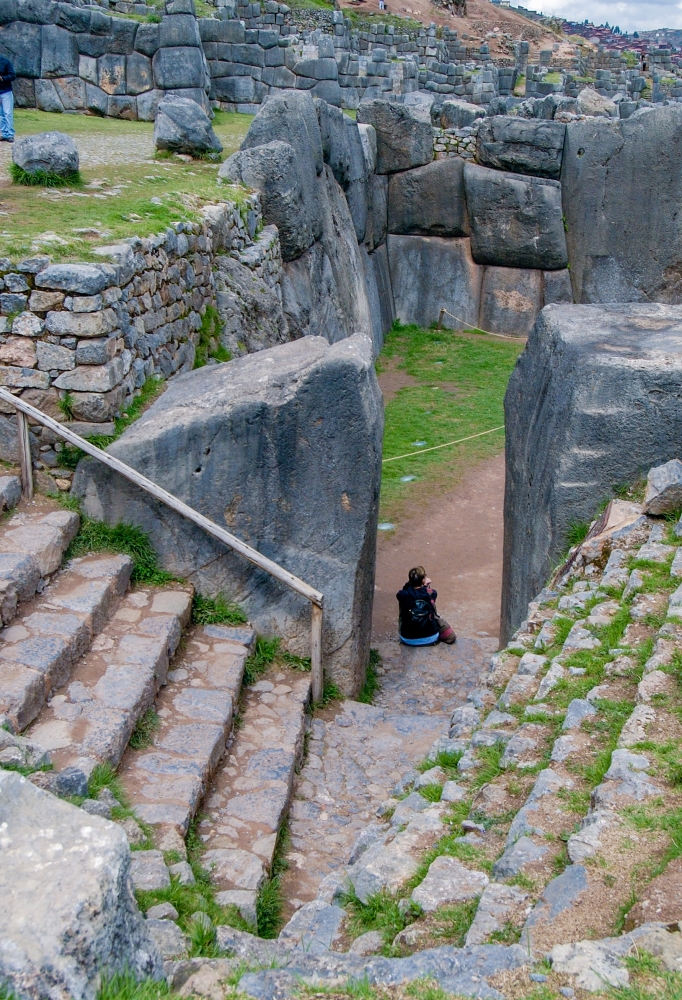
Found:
[0,0,212,119]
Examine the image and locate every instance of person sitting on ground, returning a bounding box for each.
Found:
[396,567,457,646]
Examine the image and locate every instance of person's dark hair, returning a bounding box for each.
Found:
[408,566,426,587]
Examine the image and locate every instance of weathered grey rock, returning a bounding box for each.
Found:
[562,698,597,730]
[644,459,682,514]
[577,87,616,118]
[476,116,566,179]
[543,269,573,305]
[35,264,114,295]
[493,835,548,878]
[152,45,205,90]
[562,107,682,304]
[411,856,489,912]
[220,142,315,262]
[279,900,345,955]
[154,97,222,157]
[387,158,468,237]
[387,235,482,330]
[349,930,384,956]
[239,91,323,245]
[356,99,433,174]
[464,163,567,270]
[0,771,162,1000]
[129,850,171,891]
[465,882,529,946]
[169,861,195,886]
[215,890,257,926]
[502,303,682,642]
[73,336,382,695]
[12,131,79,178]
[280,241,347,342]
[521,865,588,951]
[439,98,485,129]
[315,101,368,241]
[146,919,189,959]
[0,475,20,510]
[146,903,179,921]
[479,266,543,337]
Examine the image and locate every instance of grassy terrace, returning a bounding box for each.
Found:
[377,323,524,523]
[0,109,254,262]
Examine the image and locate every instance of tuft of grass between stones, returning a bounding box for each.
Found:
[192,592,247,627]
[128,708,161,750]
[255,821,291,939]
[358,648,381,704]
[62,505,175,586]
[87,763,154,849]
[193,305,231,369]
[10,164,82,188]
[341,886,410,951]
[97,971,173,1000]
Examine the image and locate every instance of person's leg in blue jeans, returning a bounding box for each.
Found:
[0,91,14,141]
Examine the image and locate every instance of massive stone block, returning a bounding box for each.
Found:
[357,99,433,174]
[479,266,543,337]
[280,241,347,343]
[154,96,222,156]
[152,45,204,90]
[464,162,568,271]
[73,336,383,695]
[368,242,394,343]
[387,235,482,330]
[0,21,42,77]
[502,303,682,643]
[41,23,79,78]
[159,12,201,48]
[219,140,316,262]
[0,771,162,1000]
[387,157,468,237]
[476,116,566,179]
[561,106,682,303]
[315,100,368,242]
[240,91,324,248]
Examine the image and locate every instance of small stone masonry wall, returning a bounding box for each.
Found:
[0,192,269,489]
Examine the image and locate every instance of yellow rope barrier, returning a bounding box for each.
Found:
[382,425,505,463]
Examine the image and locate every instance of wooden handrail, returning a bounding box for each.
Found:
[1,387,324,701]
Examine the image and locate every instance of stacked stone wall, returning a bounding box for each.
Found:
[0,192,266,490]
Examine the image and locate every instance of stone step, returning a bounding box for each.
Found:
[197,666,312,921]
[117,623,255,852]
[0,552,132,732]
[0,507,80,632]
[26,585,194,776]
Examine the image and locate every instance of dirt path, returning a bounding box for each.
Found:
[372,452,505,646]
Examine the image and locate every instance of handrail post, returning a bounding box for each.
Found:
[310,601,323,704]
[17,410,33,500]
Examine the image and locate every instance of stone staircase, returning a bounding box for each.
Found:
[8,477,682,1000]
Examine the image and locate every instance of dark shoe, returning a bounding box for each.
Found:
[439,626,457,644]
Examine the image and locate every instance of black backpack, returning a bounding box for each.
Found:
[406,592,434,628]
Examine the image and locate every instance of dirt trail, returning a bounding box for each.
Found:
[372,414,505,646]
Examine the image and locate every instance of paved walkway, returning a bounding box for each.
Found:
[281,636,494,915]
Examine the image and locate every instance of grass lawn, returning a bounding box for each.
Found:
[378,322,524,524]
[0,108,253,262]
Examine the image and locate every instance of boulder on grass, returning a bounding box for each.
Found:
[12,131,79,179]
[0,770,162,1000]
[644,459,682,515]
[153,97,222,157]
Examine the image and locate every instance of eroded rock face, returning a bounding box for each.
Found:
[73,336,382,695]
[561,106,682,304]
[476,116,566,179]
[501,303,682,642]
[356,99,433,174]
[387,158,469,237]
[0,771,162,1000]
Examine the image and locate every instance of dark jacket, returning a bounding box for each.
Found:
[0,57,15,95]
[396,583,438,640]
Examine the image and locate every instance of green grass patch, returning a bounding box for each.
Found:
[88,762,127,804]
[128,708,161,750]
[192,592,248,627]
[0,109,253,263]
[432,899,480,947]
[243,636,281,686]
[194,305,231,369]
[256,822,290,938]
[416,749,463,779]
[342,886,408,949]
[417,783,443,803]
[10,163,82,188]
[566,520,590,548]
[97,971,172,1000]
[469,744,505,790]
[65,508,174,586]
[378,323,523,523]
[358,647,381,704]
